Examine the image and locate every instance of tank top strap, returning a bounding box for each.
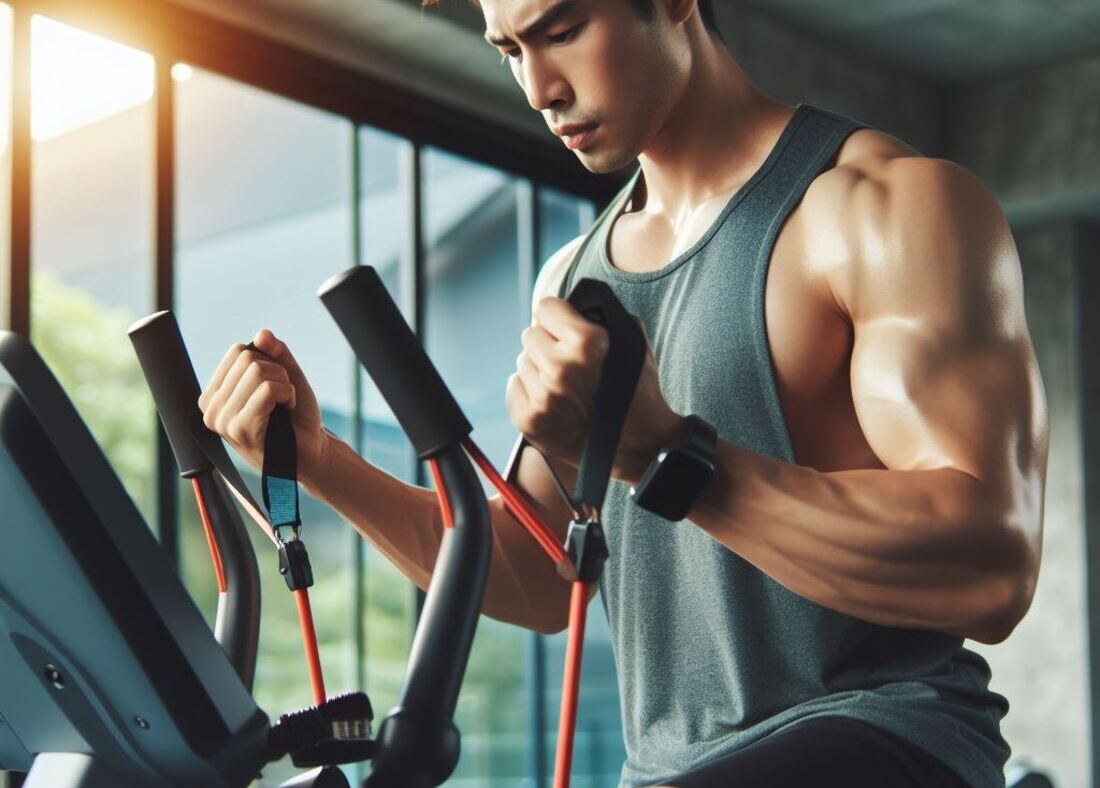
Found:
[557,103,866,296]
[556,167,640,297]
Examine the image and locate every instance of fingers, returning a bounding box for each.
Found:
[532,297,609,365]
[532,297,588,341]
[220,358,295,430]
[201,348,253,430]
[516,352,548,410]
[200,344,294,440]
[520,324,564,389]
[228,379,295,447]
[199,341,248,413]
[252,328,311,399]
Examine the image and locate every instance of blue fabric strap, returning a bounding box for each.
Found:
[262,403,301,531]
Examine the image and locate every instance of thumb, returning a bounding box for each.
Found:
[250,329,314,411]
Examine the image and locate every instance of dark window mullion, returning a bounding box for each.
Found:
[350,122,367,787]
[517,177,548,788]
[403,140,427,624]
[154,58,179,564]
[9,4,29,338]
[6,9,30,782]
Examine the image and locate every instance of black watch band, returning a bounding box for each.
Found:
[629,415,717,521]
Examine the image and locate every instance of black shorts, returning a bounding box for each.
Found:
[650,716,972,787]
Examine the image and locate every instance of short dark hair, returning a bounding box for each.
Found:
[426,0,725,40]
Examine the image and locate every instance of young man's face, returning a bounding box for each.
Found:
[481,0,686,173]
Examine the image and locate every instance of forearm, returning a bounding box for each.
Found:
[301,435,443,591]
[301,436,570,633]
[691,440,1035,642]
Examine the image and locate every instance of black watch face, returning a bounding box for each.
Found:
[633,447,714,521]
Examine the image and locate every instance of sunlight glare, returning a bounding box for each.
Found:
[171,62,193,82]
[31,15,154,141]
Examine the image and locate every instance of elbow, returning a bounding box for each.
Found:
[968,550,1039,645]
[537,582,599,635]
[537,618,569,636]
[964,501,1041,645]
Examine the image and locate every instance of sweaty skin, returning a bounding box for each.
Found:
[197,0,1046,645]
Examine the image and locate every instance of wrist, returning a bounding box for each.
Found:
[629,414,717,521]
[620,411,685,487]
[299,428,336,497]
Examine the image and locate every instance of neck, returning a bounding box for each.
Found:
[631,36,791,216]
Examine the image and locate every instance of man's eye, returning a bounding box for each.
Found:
[498,22,584,64]
[548,23,583,44]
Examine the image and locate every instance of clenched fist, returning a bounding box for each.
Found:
[197,329,330,487]
[506,296,683,486]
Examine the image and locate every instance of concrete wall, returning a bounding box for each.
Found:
[948,49,1100,226]
[715,1,944,155]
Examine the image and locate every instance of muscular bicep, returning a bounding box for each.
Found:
[843,158,1047,508]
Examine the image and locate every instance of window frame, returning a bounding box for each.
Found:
[0,3,614,786]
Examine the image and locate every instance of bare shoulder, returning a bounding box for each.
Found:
[798,128,1015,322]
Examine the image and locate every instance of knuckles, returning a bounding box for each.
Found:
[576,326,608,365]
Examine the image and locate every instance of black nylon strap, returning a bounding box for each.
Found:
[565,278,646,512]
[241,342,301,533]
[262,404,301,531]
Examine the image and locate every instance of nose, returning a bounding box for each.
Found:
[520,54,569,112]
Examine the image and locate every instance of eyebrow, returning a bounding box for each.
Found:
[484,0,580,47]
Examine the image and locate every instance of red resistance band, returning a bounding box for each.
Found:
[196,437,592,785]
[191,479,328,707]
[452,438,595,788]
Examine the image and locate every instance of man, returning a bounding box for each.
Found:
[197,0,1048,784]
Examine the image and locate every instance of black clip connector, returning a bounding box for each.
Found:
[279,539,315,591]
[267,691,376,766]
[564,519,609,584]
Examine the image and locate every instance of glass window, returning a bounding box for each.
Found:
[175,67,356,783]
[28,15,156,523]
[357,125,416,741]
[538,185,594,273]
[423,146,530,784]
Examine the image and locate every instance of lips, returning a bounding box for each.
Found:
[560,124,598,151]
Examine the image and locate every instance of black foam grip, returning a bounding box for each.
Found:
[127,311,264,517]
[128,311,215,478]
[317,266,471,459]
[565,279,646,511]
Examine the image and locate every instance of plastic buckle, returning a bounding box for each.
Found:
[278,538,315,591]
[561,515,609,584]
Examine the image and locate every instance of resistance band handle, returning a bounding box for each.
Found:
[127,310,262,691]
[318,266,472,459]
[565,279,646,512]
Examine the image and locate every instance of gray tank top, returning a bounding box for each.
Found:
[558,103,1009,788]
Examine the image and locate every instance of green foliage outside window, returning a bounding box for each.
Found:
[29,269,155,522]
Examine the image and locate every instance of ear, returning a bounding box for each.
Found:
[663,0,697,26]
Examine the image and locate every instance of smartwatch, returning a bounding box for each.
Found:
[629,415,717,521]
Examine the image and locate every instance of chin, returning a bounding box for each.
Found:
[576,146,636,175]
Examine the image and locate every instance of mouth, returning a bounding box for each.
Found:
[559,124,599,151]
